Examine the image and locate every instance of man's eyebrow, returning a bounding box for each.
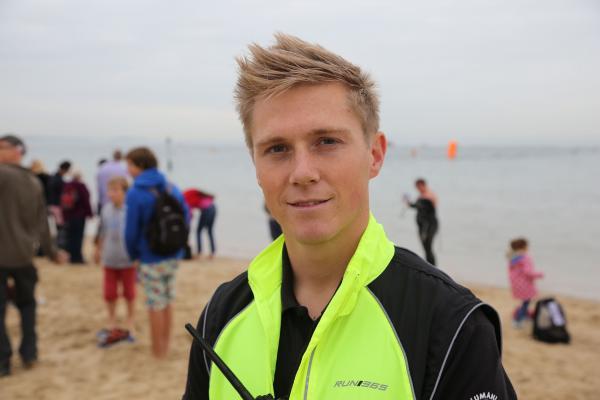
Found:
[308,128,350,136]
[255,128,351,148]
[255,136,287,148]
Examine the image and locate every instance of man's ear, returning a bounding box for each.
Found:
[369,132,387,179]
[256,167,264,189]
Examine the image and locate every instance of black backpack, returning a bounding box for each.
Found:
[146,186,189,255]
[532,297,571,344]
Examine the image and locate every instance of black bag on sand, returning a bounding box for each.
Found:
[146,187,189,256]
[532,297,571,344]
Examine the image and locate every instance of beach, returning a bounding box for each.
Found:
[2,255,599,399]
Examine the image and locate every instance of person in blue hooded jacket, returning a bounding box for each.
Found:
[124,147,189,358]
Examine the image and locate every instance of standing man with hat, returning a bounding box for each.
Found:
[0,134,67,377]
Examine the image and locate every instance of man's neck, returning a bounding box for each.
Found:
[285,215,368,319]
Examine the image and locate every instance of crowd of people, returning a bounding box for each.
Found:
[0,136,229,378]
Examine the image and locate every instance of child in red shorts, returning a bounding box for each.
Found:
[94,176,136,345]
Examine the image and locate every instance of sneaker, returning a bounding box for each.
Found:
[96,328,110,343]
[98,328,130,348]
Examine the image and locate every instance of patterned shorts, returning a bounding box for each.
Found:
[139,259,178,310]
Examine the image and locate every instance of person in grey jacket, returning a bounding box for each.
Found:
[0,134,67,377]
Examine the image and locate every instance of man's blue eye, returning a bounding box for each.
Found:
[319,138,337,145]
[268,144,286,153]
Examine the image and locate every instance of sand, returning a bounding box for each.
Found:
[2,256,599,399]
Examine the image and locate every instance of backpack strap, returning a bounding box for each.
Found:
[148,183,173,198]
[148,187,160,199]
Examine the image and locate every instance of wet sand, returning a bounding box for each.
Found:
[3,256,599,399]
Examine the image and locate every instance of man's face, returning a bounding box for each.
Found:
[250,82,386,246]
[126,160,142,178]
[0,141,22,164]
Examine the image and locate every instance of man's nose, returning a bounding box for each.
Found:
[289,149,319,186]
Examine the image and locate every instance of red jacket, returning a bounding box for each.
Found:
[61,180,93,221]
[183,189,214,210]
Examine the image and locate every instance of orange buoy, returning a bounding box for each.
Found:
[447,140,458,159]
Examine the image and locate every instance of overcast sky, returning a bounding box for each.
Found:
[1,0,599,145]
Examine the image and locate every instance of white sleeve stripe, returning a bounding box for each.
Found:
[202,298,212,375]
[428,302,486,400]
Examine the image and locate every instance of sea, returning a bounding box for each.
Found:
[22,136,600,301]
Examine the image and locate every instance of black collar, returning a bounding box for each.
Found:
[280,246,342,319]
[281,246,301,312]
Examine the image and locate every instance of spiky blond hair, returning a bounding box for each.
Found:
[235,33,380,148]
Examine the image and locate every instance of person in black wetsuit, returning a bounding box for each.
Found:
[405,178,438,265]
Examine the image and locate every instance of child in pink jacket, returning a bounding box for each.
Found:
[507,238,544,328]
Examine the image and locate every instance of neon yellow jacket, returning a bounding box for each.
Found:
[183,215,515,399]
[210,216,413,399]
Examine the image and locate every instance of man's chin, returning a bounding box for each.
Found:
[286,227,337,246]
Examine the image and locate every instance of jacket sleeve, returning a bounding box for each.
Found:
[183,306,211,400]
[182,274,251,400]
[124,190,141,260]
[428,308,517,400]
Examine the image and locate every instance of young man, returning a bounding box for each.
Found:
[124,147,188,358]
[0,135,67,377]
[183,34,516,399]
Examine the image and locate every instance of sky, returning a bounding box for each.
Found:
[1,0,599,146]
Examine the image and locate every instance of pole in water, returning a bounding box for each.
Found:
[184,323,274,400]
[166,136,173,174]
